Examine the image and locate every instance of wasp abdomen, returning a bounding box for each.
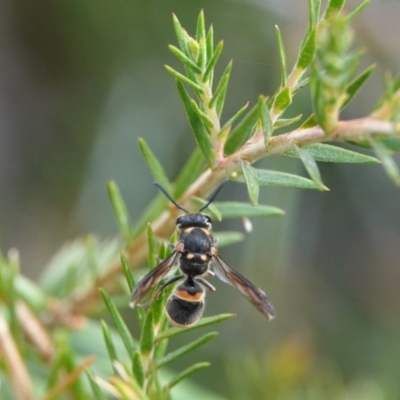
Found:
[166,279,205,326]
[166,297,204,326]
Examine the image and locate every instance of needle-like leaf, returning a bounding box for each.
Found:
[157,332,218,368]
[138,138,170,191]
[275,25,287,87]
[166,362,210,389]
[241,160,259,206]
[235,169,321,189]
[100,290,136,357]
[176,81,214,165]
[156,314,235,341]
[293,144,328,191]
[213,202,285,219]
[107,181,133,242]
[284,143,379,163]
[368,135,400,186]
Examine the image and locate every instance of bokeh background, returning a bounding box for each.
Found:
[1,0,400,398]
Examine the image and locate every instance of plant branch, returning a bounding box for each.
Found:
[65,117,398,316]
[0,313,35,400]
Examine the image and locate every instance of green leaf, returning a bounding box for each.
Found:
[196,11,206,68]
[166,362,210,389]
[138,138,170,191]
[293,144,328,191]
[101,320,118,366]
[274,115,302,130]
[235,169,320,189]
[196,10,206,43]
[213,231,244,247]
[380,137,400,152]
[100,289,136,357]
[209,61,232,117]
[87,370,107,400]
[120,253,135,293]
[158,240,167,262]
[165,65,204,94]
[220,102,249,133]
[157,332,218,368]
[325,0,345,17]
[293,77,311,94]
[197,38,207,71]
[308,0,321,28]
[299,114,318,129]
[14,275,48,311]
[241,160,259,206]
[272,87,292,114]
[296,27,317,71]
[172,14,189,56]
[224,103,258,155]
[149,287,166,327]
[257,96,273,145]
[190,99,214,128]
[275,25,287,87]
[191,197,222,221]
[213,202,285,219]
[203,40,224,83]
[140,309,155,355]
[168,45,202,74]
[342,64,376,109]
[368,135,400,186]
[154,328,169,361]
[107,181,133,242]
[393,72,400,92]
[120,254,145,325]
[176,81,214,165]
[173,147,205,198]
[206,25,214,62]
[132,351,145,387]
[284,143,379,163]
[157,314,235,341]
[346,0,371,21]
[147,224,156,270]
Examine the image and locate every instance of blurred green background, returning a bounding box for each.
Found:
[1,0,400,398]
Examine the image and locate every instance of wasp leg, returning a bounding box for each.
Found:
[202,270,215,278]
[195,277,216,292]
[137,274,185,307]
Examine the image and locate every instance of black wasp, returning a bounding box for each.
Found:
[129,181,275,327]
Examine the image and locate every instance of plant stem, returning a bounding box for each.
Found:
[63,117,399,317]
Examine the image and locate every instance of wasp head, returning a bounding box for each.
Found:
[176,213,212,230]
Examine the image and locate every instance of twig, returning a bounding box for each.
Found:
[64,117,399,316]
[0,314,35,400]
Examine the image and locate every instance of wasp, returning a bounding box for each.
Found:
[129,181,275,327]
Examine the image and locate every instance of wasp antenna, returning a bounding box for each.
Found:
[199,179,229,212]
[153,182,189,213]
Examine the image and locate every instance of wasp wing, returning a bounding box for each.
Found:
[213,255,275,320]
[129,251,181,308]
